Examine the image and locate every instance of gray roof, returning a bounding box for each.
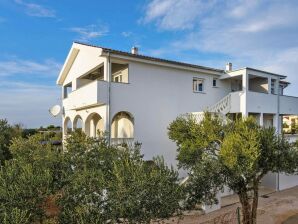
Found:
[74,41,224,73]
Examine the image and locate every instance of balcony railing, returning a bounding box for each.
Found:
[63,80,108,110]
[110,138,134,147]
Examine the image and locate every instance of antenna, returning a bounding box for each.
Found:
[49,105,61,117]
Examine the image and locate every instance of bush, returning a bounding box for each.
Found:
[0,130,184,223]
[58,131,184,223]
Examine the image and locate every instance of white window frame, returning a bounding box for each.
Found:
[113,73,123,83]
[193,78,204,93]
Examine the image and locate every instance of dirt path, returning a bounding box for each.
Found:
[158,186,298,224]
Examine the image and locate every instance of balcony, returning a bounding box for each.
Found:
[210,91,298,116]
[110,138,134,146]
[246,91,278,113]
[280,95,298,115]
[63,80,108,110]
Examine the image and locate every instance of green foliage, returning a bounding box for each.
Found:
[0,135,64,223]
[10,135,65,191]
[59,167,108,223]
[21,129,38,138]
[0,127,183,223]
[0,161,52,223]
[168,112,298,223]
[1,207,31,224]
[220,118,260,179]
[59,131,184,223]
[0,119,22,166]
[108,156,183,223]
[168,113,224,169]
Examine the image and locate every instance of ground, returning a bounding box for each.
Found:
[158,186,298,224]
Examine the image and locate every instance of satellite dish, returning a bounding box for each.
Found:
[49,105,61,117]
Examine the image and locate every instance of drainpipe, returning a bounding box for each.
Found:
[107,52,111,145]
[277,77,280,191]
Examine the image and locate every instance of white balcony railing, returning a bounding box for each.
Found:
[209,91,298,115]
[208,93,231,114]
[63,80,108,110]
[110,138,134,146]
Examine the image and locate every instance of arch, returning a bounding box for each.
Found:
[111,111,134,138]
[64,117,72,135]
[85,113,104,138]
[73,115,83,131]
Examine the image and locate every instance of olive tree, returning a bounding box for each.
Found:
[0,119,22,166]
[168,113,298,224]
[0,135,63,223]
[59,131,184,223]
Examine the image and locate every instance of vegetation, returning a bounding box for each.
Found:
[0,119,22,165]
[168,112,298,224]
[0,127,183,223]
[60,131,184,223]
[2,115,298,224]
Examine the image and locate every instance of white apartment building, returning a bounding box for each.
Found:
[57,42,298,196]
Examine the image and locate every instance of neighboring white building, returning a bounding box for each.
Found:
[57,42,298,196]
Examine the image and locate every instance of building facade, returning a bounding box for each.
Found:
[57,42,298,198]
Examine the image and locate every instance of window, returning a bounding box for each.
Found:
[113,74,123,83]
[213,78,218,87]
[112,63,128,83]
[63,82,72,99]
[271,79,276,94]
[193,78,204,92]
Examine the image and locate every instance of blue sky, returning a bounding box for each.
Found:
[0,0,298,128]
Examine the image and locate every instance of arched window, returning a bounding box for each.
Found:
[64,117,72,135]
[73,115,83,131]
[111,112,134,138]
[85,113,104,138]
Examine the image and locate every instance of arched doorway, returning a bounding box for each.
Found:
[85,113,104,137]
[73,115,83,131]
[64,117,72,135]
[111,111,134,138]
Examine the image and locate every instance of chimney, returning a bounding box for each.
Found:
[131,46,139,54]
[226,62,232,71]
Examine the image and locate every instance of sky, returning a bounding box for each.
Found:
[0,0,298,128]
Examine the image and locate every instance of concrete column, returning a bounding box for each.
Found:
[72,79,77,91]
[268,78,272,94]
[241,71,249,117]
[260,113,264,127]
[81,119,85,133]
[91,119,96,137]
[273,114,280,133]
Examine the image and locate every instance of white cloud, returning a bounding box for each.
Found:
[0,81,61,128]
[142,0,216,30]
[14,0,56,18]
[228,0,259,18]
[142,0,298,96]
[0,58,62,77]
[0,57,62,127]
[121,31,132,37]
[68,24,109,42]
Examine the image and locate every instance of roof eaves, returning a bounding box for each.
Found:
[74,41,224,73]
[245,67,286,78]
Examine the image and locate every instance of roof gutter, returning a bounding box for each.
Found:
[100,50,223,75]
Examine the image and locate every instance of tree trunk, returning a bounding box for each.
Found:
[251,180,259,224]
[239,191,251,224]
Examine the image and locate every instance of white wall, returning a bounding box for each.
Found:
[110,61,230,166]
[63,44,106,88]
[246,91,278,113]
